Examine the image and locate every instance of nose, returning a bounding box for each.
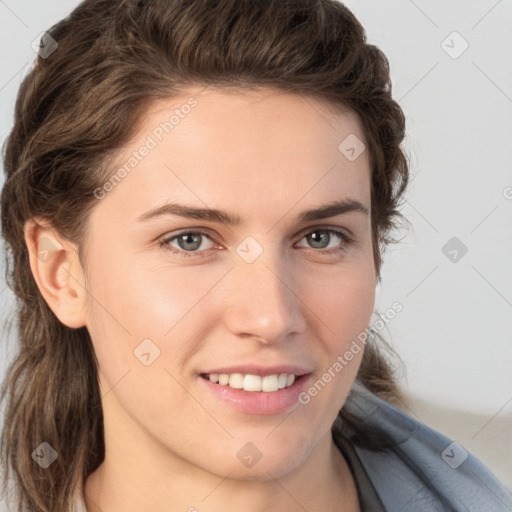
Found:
[222,247,307,345]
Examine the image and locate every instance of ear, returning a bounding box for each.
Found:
[24,218,88,329]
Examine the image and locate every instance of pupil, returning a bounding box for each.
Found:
[179,234,201,251]
[308,231,328,249]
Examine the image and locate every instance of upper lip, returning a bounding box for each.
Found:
[200,364,312,377]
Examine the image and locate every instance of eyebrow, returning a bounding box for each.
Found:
[137,199,368,225]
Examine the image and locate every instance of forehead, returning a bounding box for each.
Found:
[92,86,371,226]
[141,86,367,160]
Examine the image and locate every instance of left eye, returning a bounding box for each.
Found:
[297,229,348,250]
[160,228,351,257]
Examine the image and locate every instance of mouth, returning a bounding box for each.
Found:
[200,372,301,392]
[198,371,311,415]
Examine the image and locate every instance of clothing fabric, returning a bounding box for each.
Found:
[335,378,512,511]
[71,378,512,511]
[333,431,387,511]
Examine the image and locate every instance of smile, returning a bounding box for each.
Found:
[202,372,296,392]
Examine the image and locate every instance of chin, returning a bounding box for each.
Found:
[200,436,313,481]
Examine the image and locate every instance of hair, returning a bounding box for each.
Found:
[0,0,409,510]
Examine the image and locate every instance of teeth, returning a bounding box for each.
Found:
[261,375,278,392]
[244,374,262,392]
[207,372,297,392]
[228,373,244,389]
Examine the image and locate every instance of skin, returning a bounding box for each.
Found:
[25,86,376,512]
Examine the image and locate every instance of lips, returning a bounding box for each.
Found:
[199,364,311,393]
[198,371,311,415]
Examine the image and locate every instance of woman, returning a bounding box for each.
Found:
[1,1,511,511]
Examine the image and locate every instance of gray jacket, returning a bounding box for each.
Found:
[332,378,512,511]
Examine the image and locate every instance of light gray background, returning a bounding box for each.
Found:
[0,0,511,491]
[343,0,512,415]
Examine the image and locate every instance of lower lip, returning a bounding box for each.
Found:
[198,374,311,415]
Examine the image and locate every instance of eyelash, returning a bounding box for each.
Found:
[158,227,355,259]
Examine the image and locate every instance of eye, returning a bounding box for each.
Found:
[296,228,353,253]
[160,230,216,257]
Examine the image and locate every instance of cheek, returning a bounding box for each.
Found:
[306,260,376,347]
[86,248,220,333]
[84,254,229,383]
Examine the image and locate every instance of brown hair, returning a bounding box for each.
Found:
[0,0,408,510]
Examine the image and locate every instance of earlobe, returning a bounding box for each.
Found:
[24,219,88,329]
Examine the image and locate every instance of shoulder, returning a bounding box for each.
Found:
[335,379,512,512]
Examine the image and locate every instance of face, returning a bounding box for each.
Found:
[82,86,375,480]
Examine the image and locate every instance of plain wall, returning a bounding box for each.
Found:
[344,0,512,417]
